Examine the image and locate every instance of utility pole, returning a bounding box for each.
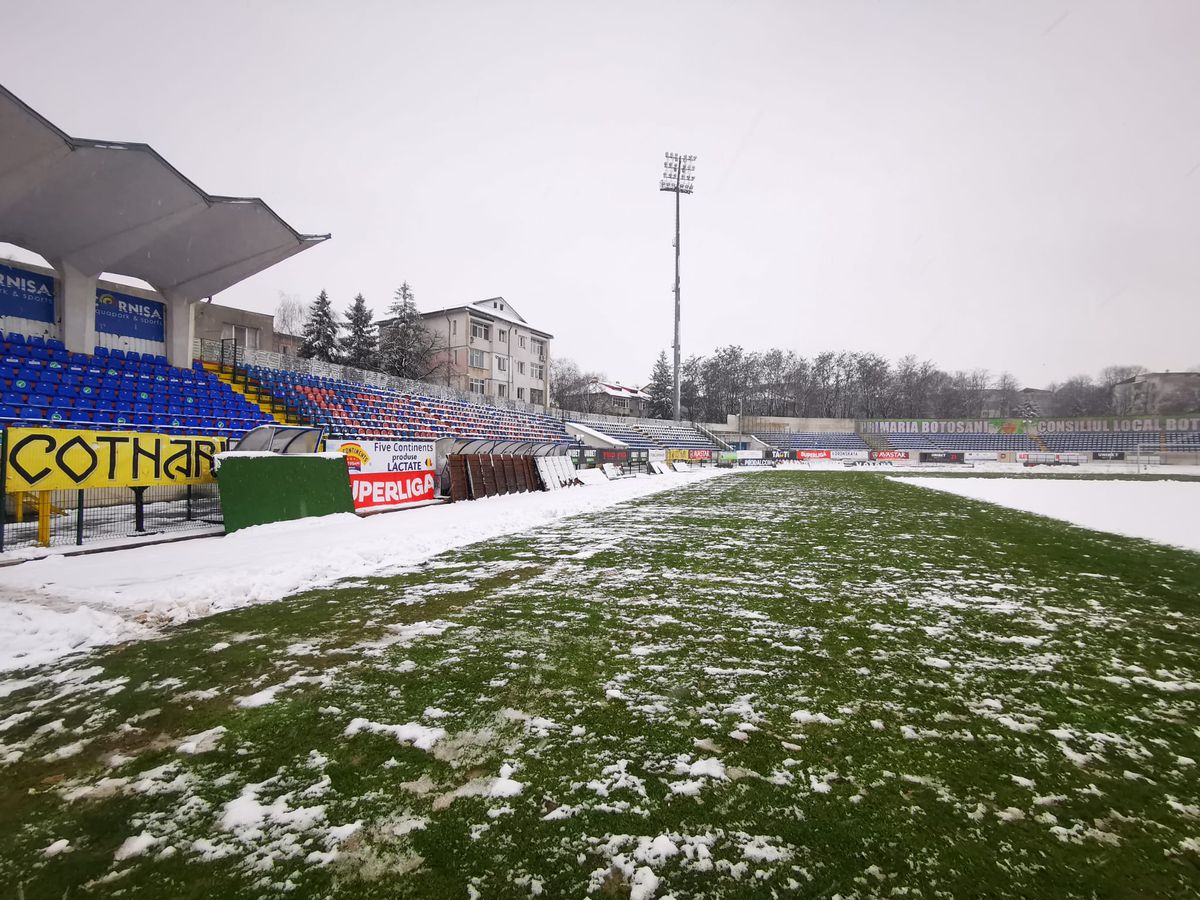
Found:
[660,152,695,422]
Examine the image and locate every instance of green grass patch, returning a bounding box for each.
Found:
[2,472,1198,898]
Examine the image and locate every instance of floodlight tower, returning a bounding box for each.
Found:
[660,152,695,422]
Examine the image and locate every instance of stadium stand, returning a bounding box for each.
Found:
[246,365,574,443]
[572,416,717,449]
[1040,433,1160,453]
[0,333,274,437]
[914,434,1039,451]
[753,431,869,450]
[579,421,656,449]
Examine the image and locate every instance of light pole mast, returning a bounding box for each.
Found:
[660,152,695,422]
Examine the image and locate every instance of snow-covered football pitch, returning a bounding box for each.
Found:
[2,469,1199,898]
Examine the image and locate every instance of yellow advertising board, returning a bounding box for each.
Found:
[665,449,692,463]
[3,427,228,492]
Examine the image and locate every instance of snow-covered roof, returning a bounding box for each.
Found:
[587,380,650,400]
[0,84,328,301]
[470,297,527,324]
[420,296,553,338]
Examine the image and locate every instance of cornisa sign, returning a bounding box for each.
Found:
[333,440,438,509]
[95,288,166,342]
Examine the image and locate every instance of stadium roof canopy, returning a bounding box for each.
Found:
[0,84,329,301]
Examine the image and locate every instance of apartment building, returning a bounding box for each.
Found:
[420,297,552,408]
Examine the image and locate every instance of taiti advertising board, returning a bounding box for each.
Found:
[331,440,437,509]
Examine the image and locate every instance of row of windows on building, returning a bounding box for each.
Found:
[466,377,545,405]
[456,319,546,359]
[458,347,545,379]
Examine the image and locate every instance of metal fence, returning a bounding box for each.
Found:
[0,425,225,553]
[0,482,222,552]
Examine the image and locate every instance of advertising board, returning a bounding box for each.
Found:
[831,449,869,460]
[869,450,910,461]
[965,451,998,461]
[4,427,226,491]
[919,451,965,463]
[1092,451,1126,461]
[95,287,166,342]
[332,440,437,509]
[796,449,831,459]
[598,449,630,465]
[0,262,55,323]
[688,449,712,461]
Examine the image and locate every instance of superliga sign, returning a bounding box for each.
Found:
[332,440,437,509]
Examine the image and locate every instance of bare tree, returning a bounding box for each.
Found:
[274,291,308,337]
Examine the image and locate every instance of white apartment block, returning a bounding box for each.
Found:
[422,297,552,408]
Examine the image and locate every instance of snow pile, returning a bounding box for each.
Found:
[0,468,734,673]
[895,477,1200,552]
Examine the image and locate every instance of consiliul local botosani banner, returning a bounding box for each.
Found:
[332,440,437,509]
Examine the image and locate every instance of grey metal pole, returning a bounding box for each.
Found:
[673,180,682,422]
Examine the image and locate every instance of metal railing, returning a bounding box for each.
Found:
[0,426,224,553]
[1,481,221,552]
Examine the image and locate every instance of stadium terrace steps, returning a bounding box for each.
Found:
[752,431,870,450]
[858,431,893,452]
[568,417,719,450]
[203,363,295,425]
[0,333,274,437]
[246,365,575,444]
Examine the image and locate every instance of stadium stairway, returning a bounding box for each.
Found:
[693,422,732,450]
[203,363,297,426]
[1031,432,1050,452]
[858,431,893,452]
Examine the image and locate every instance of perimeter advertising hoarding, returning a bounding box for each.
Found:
[919,451,965,463]
[870,450,910,461]
[796,449,831,459]
[95,287,166,342]
[332,440,437,510]
[965,451,999,461]
[599,449,630,465]
[831,449,869,460]
[861,416,1200,435]
[0,262,55,323]
[1092,451,1126,461]
[4,427,226,491]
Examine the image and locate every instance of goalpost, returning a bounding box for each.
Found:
[1134,443,1200,472]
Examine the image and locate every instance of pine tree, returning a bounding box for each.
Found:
[378,282,440,380]
[340,293,377,369]
[299,290,341,363]
[645,350,674,419]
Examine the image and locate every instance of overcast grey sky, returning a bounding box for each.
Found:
[4,1,1199,387]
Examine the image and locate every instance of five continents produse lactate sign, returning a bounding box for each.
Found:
[332,440,437,509]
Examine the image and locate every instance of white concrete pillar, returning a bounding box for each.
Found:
[163,294,196,368]
[57,262,97,355]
